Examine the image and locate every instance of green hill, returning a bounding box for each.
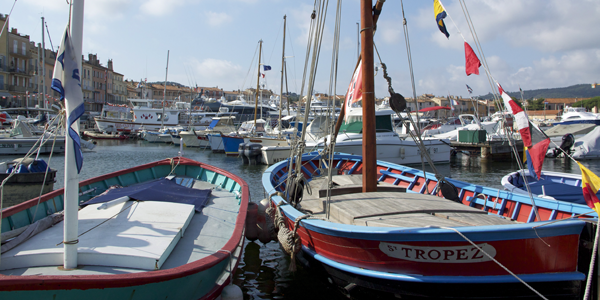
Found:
[478,84,600,100]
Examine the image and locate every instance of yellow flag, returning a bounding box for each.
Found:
[578,162,600,213]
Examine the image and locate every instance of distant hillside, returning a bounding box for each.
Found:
[478,84,600,100]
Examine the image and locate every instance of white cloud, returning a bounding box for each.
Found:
[205,11,232,28]
[140,0,186,17]
[191,58,244,89]
[378,18,403,45]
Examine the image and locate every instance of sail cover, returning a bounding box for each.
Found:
[208,119,219,129]
[82,178,211,212]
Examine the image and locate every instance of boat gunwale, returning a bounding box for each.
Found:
[262,153,594,240]
[0,156,249,292]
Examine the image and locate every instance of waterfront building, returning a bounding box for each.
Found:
[112,70,127,105]
[6,27,31,107]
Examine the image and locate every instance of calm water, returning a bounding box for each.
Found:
[4,139,599,299]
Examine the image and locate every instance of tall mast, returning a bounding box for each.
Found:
[360,0,376,192]
[253,40,262,131]
[333,0,386,143]
[37,42,41,107]
[41,16,46,108]
[64,0,84,270]
[278,15,287,137]
[161,50,169,129]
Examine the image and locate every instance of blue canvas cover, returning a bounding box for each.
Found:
[81,178,211,212]
[208,119,219,129]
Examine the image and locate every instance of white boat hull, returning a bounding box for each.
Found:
[262,145,292,165]
[0,138,66,155]
[262,139,451,165]
[331,140,451,165]
[180,132,210,147]
[208,134,224,152]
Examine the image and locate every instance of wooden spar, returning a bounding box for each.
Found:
[278,16,286,137]
[333,0,386,140]
[253,40,263,131]
[361,0,376,193]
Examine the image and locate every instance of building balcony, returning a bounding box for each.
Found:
[6,85,31,93]
[10,51,31,59]
[9,67,29,75]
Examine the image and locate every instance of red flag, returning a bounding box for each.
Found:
[344,60,363,121]
[465,42,481,76]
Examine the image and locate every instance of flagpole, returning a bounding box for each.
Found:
[64,0,84,270]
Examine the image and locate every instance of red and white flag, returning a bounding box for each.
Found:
[344,60,363,121]
[498,83,531,147]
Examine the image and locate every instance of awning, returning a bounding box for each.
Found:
[208,119,219,129]
[418,106,451,112]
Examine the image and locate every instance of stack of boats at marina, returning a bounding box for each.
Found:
[94,98,231,137]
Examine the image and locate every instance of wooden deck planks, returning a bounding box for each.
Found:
[301,175,517,228]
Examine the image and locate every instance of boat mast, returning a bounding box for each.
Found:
[41,16,47,109]
[333,0,385,143]
[253,40,262,133]
[360,0,376,193]
[278,15,286,137]
[161,50,169,129]
[64,0,84,270]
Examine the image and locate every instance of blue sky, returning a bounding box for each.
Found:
[4,0,600,99]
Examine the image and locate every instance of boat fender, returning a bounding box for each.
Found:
[245,202,259,241]
[439,180,461,203]
[221,284,243,300]
[257,198,271,244]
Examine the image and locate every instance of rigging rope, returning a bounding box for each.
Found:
[435,225,549,300]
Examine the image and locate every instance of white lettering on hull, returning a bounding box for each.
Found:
[379,242,496,263]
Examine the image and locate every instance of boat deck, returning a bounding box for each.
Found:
[0,177,241,276]
[299,174,517,227]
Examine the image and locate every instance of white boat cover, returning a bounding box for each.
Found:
[572,126,600,160]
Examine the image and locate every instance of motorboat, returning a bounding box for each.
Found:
[554,106,600,126]
[309,109,451,165]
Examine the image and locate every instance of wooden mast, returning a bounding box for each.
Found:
[333,0,385,142]
[360,0,376,192]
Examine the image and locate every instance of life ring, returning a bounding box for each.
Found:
[194,106,200,111]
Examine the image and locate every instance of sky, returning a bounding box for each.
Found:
[3,0,600,99]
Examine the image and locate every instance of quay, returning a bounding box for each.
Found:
[451,139,524,160]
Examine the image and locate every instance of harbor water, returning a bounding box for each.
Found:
[7,139,600,300]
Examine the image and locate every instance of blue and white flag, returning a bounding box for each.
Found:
[51,27,85,173]
[263,65,271,71]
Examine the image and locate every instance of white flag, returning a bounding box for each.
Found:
[51,27,85,173]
